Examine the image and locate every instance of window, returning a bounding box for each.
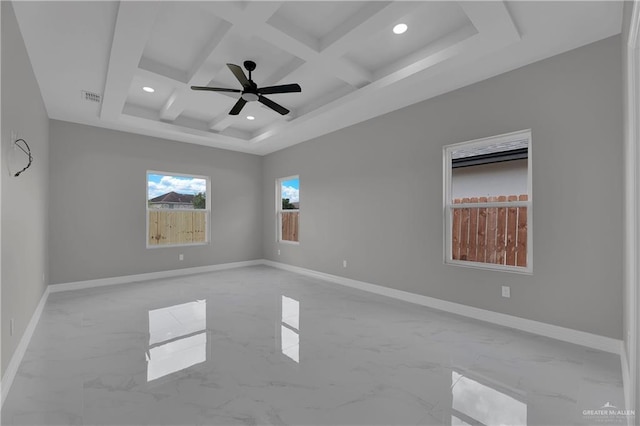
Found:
[277,176,299,243]
[147,171,210,247]
[443,130,532,273]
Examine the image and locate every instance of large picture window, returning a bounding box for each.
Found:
[277,176,299,243]
[147,171,210,247]
[443,130,532,273]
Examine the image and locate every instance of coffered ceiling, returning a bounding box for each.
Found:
[12,1,622,155]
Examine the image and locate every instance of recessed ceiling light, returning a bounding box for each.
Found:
[393,23,408,35]
[246,115,255,120]
[142,86,155,93]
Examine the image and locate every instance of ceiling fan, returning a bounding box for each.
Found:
[191,60,302,116]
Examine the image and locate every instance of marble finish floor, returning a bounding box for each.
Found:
[1,266,626,425]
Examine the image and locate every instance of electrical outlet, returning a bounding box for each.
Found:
[179,254,184,261]
[343,260,347,268]
[10,319,14,336]
[277,249,281,255]
[501,286,511,298]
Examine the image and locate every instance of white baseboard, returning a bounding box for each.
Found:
[49,260,263,293]
[262,260,623,355]
[1,286,50,408]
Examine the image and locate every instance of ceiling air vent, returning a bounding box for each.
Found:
[81,90,101,103]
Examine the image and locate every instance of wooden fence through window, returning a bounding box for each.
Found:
[281,211,299,242]
[148,210,207,246]
[451,195,528,267]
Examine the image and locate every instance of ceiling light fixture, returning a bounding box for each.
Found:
[246,115,255,120]
[142,86,155,93]
[393,23,408,35]
[191,61,301,116]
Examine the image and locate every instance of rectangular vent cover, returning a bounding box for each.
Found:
[81,90,102,103]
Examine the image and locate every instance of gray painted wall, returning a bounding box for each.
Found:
[1,2,50,376]
[262,35,623,339]
[48,121,262,284]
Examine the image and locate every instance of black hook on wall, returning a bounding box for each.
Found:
[13,138,32,177]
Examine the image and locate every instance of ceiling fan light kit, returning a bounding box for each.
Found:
[241,92,259,102]
[191,60,302,116]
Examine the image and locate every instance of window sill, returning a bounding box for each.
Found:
[146,242,209,249]
[444,259,532,275]
[278,240,300,246]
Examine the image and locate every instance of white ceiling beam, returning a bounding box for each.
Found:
[195,2,244,25]
[363,2,520,93]
[319,2,397,55]
[459,1,520,42]
[111,0,520,145]
[120,113,253,153]
[324,57,371,89]
[295,84,355,118]
[250,2,521,148]
[259,24,317,63]
[187,21,233,83]
[199,1,283,28]
[240,2,286,28]
[266,13,320,52]
[159,2,283,122]
[258,24,372,88]
[159,22,232,121]
[100,2,159,121]
[159,90,182,121]
[374,24,478,81]
[208,5,370,86]
[262,57,306,87]
[138,58,188,87]
[208,115,235,132]
[304,2,423,88]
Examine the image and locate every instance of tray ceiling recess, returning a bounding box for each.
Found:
[12,1,622,155]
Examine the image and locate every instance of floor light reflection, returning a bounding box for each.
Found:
[147,300,207,381]
[281,295,300,363]
[451,370,527,425]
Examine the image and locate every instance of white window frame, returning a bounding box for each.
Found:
[276,175,300,245]
[146,170,211,249]
[443,129,532,274]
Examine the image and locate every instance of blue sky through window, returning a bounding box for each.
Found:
[281,178,299,204]
[148,173,207,200]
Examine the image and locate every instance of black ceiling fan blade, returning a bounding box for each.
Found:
[258,83,302,95]
[191,86,241,93]
[227,63,250,88]
[258,95,289,115]
[229,98,247,115]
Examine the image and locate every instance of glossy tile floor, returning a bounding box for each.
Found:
[2,266,626,425]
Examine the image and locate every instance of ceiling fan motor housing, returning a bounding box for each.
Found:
[241,78,259,102]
